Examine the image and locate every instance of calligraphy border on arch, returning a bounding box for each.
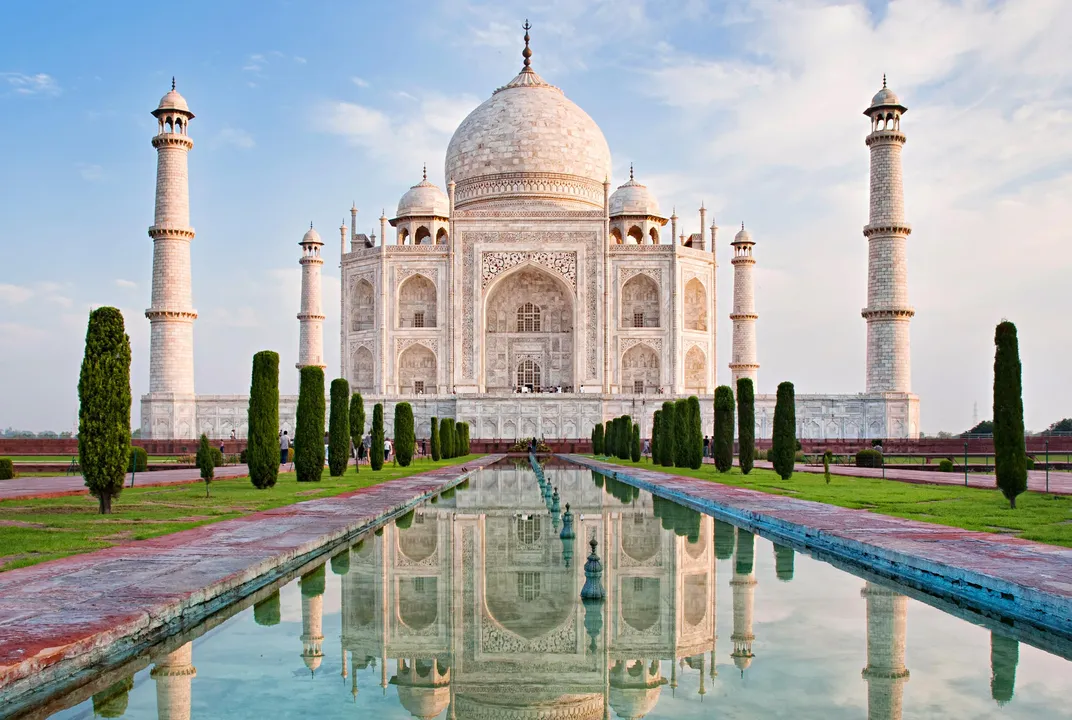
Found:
[396,266,439,285]
[618,267,661,287]
[481,251,576,291]
[396,337,439,356]
[620,337,662,354]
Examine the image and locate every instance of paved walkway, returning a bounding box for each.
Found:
[0,465,255,501]
[569,455,1072,639]
[0,455,503,704]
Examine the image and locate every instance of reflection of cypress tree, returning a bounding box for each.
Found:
[395,509,415,530]
[990,632,1019,706]
[300,564,326,599]
[253,590,282,626]
[736,530,755,575]
[773,544,795,582]
[330,548,350,576]
[714,520,736,560]
[91,676,133,718]
[591,469,604,488]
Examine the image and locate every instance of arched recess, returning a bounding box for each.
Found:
[414,226,431,245]
[435,227,448,244]
[684,346,707,393]
[621,343,659,393]
[399,227,411,245]
[649,227,659,244]
[398,576,438,630]
[398,344,437,394]
[683,574,707,626]
[684,278,707,331]
[398,515,437,563]
[399,274,437,328]
[352,346,374,393]
[621,576,660,632]
[620,274,659,328]
[627,226,644,244]
[610,227,623,244]
[484,265,574,392]
[621,514,661,563]
[351,279,375,331]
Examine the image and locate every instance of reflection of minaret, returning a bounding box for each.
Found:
[151,642,196,720]
[990,631,1019,706]
[730,529,756,674]
[300,568,325,675]
[861,582,909,720]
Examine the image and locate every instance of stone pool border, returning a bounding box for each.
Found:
[0,455,503,715]
[564,455,1072,641]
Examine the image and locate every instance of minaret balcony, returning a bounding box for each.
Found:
[151,134,194,150]
[865,130,906,146]
[861,307,915,320]
[863,222,911,238]
[148,225,195,240]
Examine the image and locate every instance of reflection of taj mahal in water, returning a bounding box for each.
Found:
[137,465,915,720]
[140,25,919,441]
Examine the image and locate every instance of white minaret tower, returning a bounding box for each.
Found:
[861,582,910,720]
[729,223,759,389]
[151,641,196,720]
[145,80,197,439]
[301,582,325,675]
[862,76,913,393]
[730,529,757,675]
[297,224,326,370]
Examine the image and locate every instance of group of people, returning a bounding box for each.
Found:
[275,429,430,467]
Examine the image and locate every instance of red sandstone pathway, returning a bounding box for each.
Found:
[0,455,503,701]
[0,465,254,501]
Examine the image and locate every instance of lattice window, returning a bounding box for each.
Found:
[517,516,542,546]
[517,360,541,390]
[634,577,646,593]
[634,380,644,394]
[413,311,424,328]
[414,577,427,594]
[516,303,541,332]
[633,312,644,328]
[414,380,425,394]
[517,572,542,602]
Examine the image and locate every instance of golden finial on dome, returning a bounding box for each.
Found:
[629,163,634,181]
[522,19,533,71]
[422,163,427,181]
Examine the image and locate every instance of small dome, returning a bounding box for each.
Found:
[609,686,663,720]
[303,654,323,672]
[157,89,189,112]
[609,170,662,218]
[871,86,899,107]
[396,176,449,219]
[301,225,323,245]
[396,686,450,720]
[733,654,754,672]
[733,223,753,245]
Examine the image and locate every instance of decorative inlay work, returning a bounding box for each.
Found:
[396,337,439,355]
[480,612,577,654]
[618,267,660,286]
[454,208,603,219]
[397,266,439,285]
[385,244,449,254]
[620,337,662,353]
[454,171,604,209]
[481,251,576,291]
[610,244,674,253]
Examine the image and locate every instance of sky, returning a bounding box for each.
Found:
[0,0,1069,435]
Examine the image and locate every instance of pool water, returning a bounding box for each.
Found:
[36,462,1072,719]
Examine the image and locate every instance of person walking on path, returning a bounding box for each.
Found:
[703,436,710,458]
[280,431,290,466]
[384,438,393,463]
[643,438,651,461]
[230,429,236,441]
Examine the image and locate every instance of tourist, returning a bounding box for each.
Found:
[384,437,392,462]
[230,428,236,441]
[421,437,427,457]
[643,438,651,460]
[703,435,710,458]
[279,431,290,465]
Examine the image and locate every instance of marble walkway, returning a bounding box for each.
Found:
[0,465,253,501]
[0,456,502,705]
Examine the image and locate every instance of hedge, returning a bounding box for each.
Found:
[328,378,351,476]
[439,417,452,460]
[370,403,385,470]
[128,446,147,473]
[737,378,755,475]
[394,402,415,467]
[248,350,280,489]
[939,459,954,472]
[855,448,884,468]
[0,458,13,480]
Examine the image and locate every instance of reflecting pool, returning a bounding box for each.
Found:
[35,462,1072,719]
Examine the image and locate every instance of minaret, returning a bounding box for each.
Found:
[729,224,759,388]
[862,76,913,393]
[861,582,909,720]
[151,641,196,720]
[146,80,197,438]
[301,576,325,675]
[730,529,757,674]
[297,224,326,370]
[339,219,347,381]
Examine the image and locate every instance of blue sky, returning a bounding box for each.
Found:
[1,0,1070,434]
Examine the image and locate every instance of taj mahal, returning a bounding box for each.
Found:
[140,27,919,441]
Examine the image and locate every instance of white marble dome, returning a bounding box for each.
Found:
[396,685,450,720]
[301,225,322,245]
[444,67,612,208]
[156,88,191,114]
[732,224,752,245]
[869,78,903,110]
[609,172,663,218]
[609,686,663,720]
[396,176,449,218]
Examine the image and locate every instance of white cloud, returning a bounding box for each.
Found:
[0,284,33,304]
[115,279,137,289]
[294,56,307,65]
[77,163,104,182]
[1,72,59,96]
[351,76,369,88]
[215,127,256,149]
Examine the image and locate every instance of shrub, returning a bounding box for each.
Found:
[855,448,884,468]
[128,447,148,473]
[459,422,471,455]
[660,401,676,467]
[608,418,619,458]
[770,381,796,480]
[295,366,326,482]
[444,418,457,459]
[871,438,884,448]
[737,378,755,475]
[0,458,13,480]
[651,411,660,463]
[430,416,441,461]
[239,448,248,464]
[196,433,215,496]
[248,350,280,489]
[1025,457,1035,470]
[78,307,131,514]
[673,399,689,467]
[823,451,832,483]
[211,446,224,467]
[939,459,954,472]
[370,404,385,470]
[349,392,366,474]
[592,423,604,456]
[439,417,452,460]
[253,590,281,626]
[687,396,703,469]
[631,422,641,462]
[713,386,734,472]
[328,378,351,476]
[619,415,632,460]
[993,322,1027,508]
[394,402,415,467]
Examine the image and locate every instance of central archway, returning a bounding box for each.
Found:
[484,266,575,392]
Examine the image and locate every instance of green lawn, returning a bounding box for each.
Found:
[4,455,180,463]
[594,457,1072,548]
[0,455,480,572]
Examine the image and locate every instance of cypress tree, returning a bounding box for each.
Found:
[295,366,326,482]
[714,520,736,560]
[687,395,703,469]
[714,386,735,472]
[394,402,415,467]
[660,401,675,467]
[440,417,454,459]
[300,564,326,598]
[328,378,351,476]
[253,590,281,626]
[430,416,441,461]
[460,422,471,455]
[631,422,641,462]
[990,632,1019,706]
[248,351,280,489]
[993,321,1027,509]
[737,378,755,475]
[330,548,351,576]
[773,544,795,581]
[771,381,796,480]
[78,307,131,514]
[370,403,385,471]
[612,418,622,458]
[348,392,365,474]
[674,399,689,467]
[592,423,604,455]
[92,676,133,718]
[605,419,615,458]
[196,433,214,497]
[651,410,661,463]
